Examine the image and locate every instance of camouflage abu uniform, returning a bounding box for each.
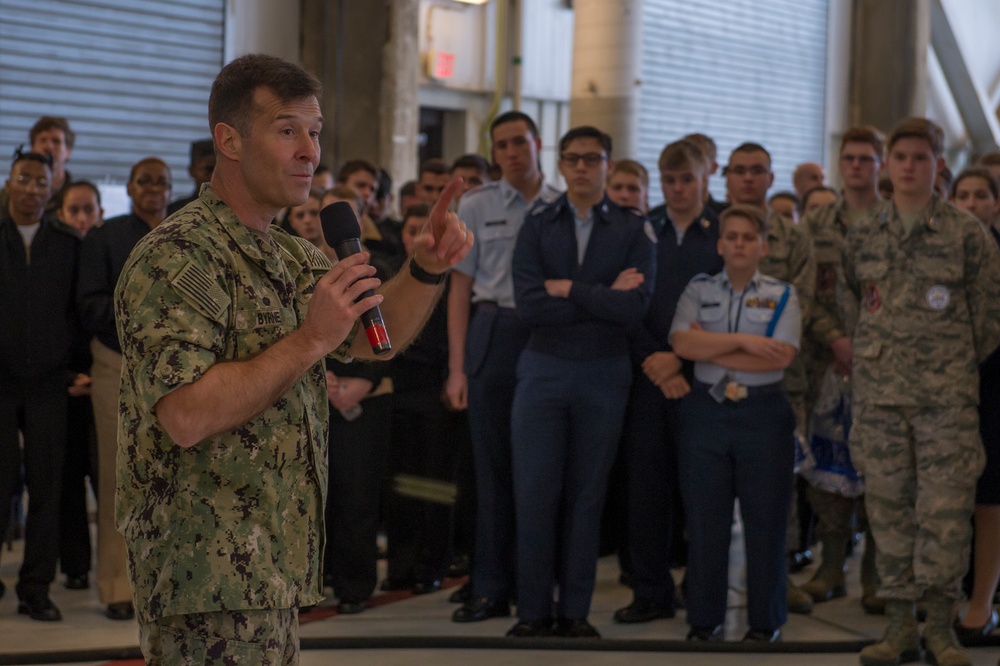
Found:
[115,186,355,627]
[759,210,815,432]
[800,199,880,601]
[839,196,1000,601]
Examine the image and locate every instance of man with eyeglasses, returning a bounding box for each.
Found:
[447,110,561,623]
[507,125,655,638]
[0,148,82,621]
[724,141,816,615]
[76,156,172,622]
[798,126,884,613]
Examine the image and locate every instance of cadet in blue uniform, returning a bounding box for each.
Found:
[508,126,655,638]
[446,111,561,622]
[670,204,801,642]
[617,138,723,624]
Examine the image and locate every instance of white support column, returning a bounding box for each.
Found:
[569,0,643,158]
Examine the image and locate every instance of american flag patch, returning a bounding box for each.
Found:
[172,262,230,321]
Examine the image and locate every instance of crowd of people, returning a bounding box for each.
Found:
[1,52,999,666]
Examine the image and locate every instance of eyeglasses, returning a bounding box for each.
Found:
[560,152,607,167]
[13,174,49,190]
[135,177,171,189]
[724,165,769,177]
[840,155,877,165]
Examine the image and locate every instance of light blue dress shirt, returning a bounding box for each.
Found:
[670,269,801,386]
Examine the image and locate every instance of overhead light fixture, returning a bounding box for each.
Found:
[451,0,490,5]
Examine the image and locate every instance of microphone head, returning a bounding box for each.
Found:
[321,201,362,247]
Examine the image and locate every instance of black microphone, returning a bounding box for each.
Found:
[320,201,391,355]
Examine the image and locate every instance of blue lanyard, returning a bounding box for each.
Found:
[727,287,744,333]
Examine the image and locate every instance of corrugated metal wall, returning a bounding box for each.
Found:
[0,0,224,194]
[638,0,829,206]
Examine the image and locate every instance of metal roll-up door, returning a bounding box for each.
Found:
[637,0,829,206]
[0,0,224,199]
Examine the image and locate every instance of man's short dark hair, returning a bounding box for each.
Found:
[728,142,772,168]
[208,54,322,139]
[337,159,379,183]
[887,117,945,158]
[400,180,417,198]
[490,111,539,141]
[376,169,393,201]
[840,126,885,161]
[559,126,612,158]
[402,204,430,222]
[30,116,76,151]
[452,153,490,174]
[979,151,1000,167]
[128,157,171,183]
[189,139,214,164]
[419,158,450,178]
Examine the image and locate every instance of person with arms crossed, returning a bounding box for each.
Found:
[670,204,800,643]
[507,125,655,638]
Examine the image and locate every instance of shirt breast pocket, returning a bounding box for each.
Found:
[235,308,293,357]
[479,220,518,244]
[698,304,725,325]
[855,259,889,282]
[745,307,775,325]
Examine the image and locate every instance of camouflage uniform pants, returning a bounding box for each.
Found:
[850,405,984,601]
[139,608,299,665]
[806,485,855,544]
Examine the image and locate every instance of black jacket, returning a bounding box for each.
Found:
[0,212,83,380]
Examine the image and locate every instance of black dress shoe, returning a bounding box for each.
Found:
[555,617,601,638]
[17,595,62,621]
[506,618,553,637]
[105,602,134,621]
[64,574,89,590]
[379,577,414,592]
[954,608,999,647]
[336,599,368,614]
[452,597,510,623]
[448,581,472,604]
[788,548,813,573]
[0,579,5,600]
[411,580,441,595]
[613,598,675,623]
[447,555,470,578]
[686,625,724,641]
[743,628,781,642]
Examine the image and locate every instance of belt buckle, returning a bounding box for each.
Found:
[724,381,748,402]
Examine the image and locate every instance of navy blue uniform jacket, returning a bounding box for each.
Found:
[512,194,656,360]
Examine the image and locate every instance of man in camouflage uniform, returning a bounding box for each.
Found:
[799,127,884,611]
[115,54,472,664]
[840,117,1000,666]
[724,142,816,615]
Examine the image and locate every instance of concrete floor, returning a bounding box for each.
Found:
[2,520,998,665]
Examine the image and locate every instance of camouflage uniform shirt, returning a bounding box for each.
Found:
[839,196,1000,407]
[114,185,354,624]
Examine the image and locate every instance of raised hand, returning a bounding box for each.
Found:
[412,177,475,274]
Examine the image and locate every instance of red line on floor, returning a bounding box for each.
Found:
[299,576,466,625]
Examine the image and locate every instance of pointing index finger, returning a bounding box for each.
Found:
[429,177,465,235]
